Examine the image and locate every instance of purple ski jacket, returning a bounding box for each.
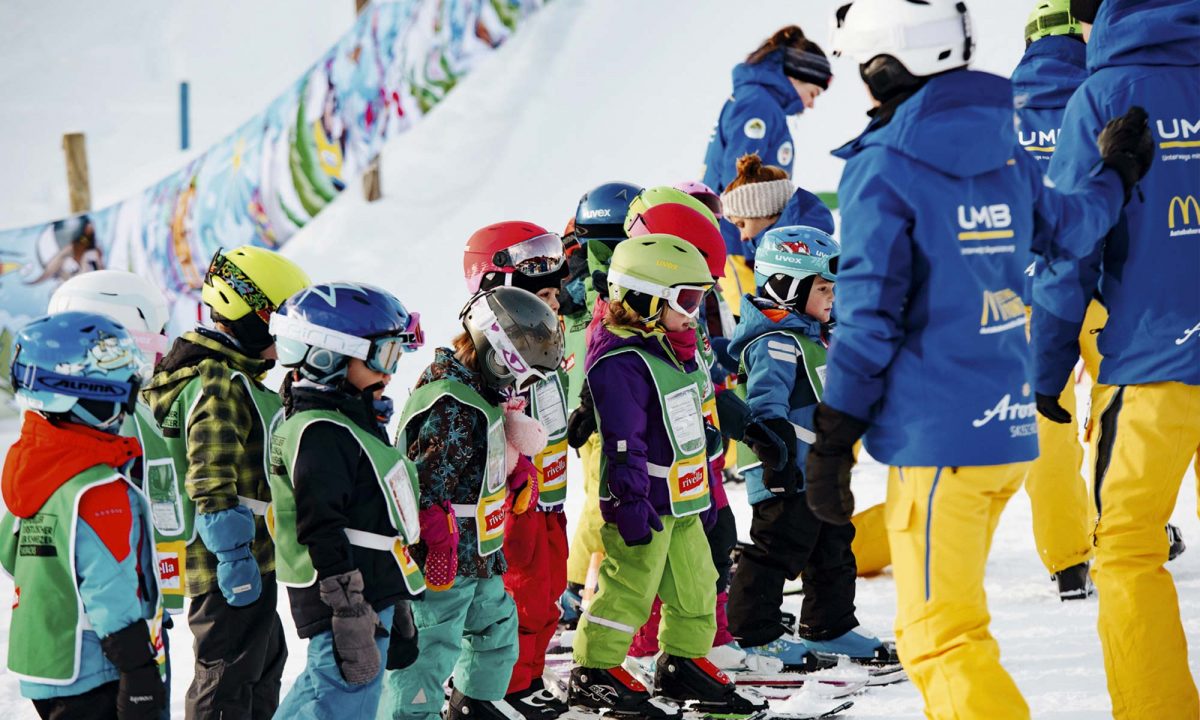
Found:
[586,322,708,521]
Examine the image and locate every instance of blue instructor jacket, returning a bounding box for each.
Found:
[1012,35,1088,164]
[1034,0,1200,393]
[824,69,1124,467]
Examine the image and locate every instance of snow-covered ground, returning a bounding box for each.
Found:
[2,0,1198,717]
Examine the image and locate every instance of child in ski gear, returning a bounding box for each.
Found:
[463,221,575,719]
[563,181,642,623]
[2,311,166,720]
[141,245,310,719]
[379,286,564,720]
[813,1,1137,716]
[716,155,834,317]
[569,235,764,717]
[1033,0,1199,714]
[726,226,889,670]
[267,282,427,719]
[47,270,178,718]
[1011,0,1097,600]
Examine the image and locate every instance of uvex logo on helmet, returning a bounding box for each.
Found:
[580,208,612,220]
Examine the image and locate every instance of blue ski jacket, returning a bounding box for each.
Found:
[1012,35,1088,164]
[824,69,1124,467]
[741,187,835,262]
[702,51,806,193]
[1034,0,1200,392]
[729,297,827,505]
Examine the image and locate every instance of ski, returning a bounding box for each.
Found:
[685,703,854,720]
[722,672,864,698]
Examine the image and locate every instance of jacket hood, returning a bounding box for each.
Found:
[732,52,807,117]
[1089,0,1200,72]
[1012,36,1088,110]
[777,188,835,234]
[142,329,273,426]
[288,380,385,441]
[2,412,142,518]
[425,347,497,402]
[729,297,823,359]
[586,323,680,372]
[833,70,1017,179]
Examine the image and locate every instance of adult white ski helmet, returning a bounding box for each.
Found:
[832,0,973,100]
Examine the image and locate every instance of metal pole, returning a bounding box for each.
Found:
[180,81,190,151]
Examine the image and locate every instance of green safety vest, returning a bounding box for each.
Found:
[528,371,569,510]
[592,345,712,518]
[733,330,827,471]
[122,403,186,612]
[562,310,590,411]
[0,466,165,684]
[159,370,284,538]
[266,409,426,594]
[396,380,509,557]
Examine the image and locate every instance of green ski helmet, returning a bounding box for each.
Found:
[624,186,719,235]
[1025,0,1082,45]
[608,234,713,322]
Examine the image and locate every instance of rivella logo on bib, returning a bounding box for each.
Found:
[979,288,1026,335]
[957,204,1014,242]
[1169,195,1200,237]
[1018,129,1058,153]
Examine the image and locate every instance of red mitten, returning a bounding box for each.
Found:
[418,503,459,591]
[509,455,539,515]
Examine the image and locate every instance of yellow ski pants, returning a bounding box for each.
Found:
[1089,382,1200,719]
[567,434,605,586]
[886,463,1031,720]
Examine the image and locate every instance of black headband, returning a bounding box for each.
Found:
[782,47,833,90]
[1070,0,1102,23]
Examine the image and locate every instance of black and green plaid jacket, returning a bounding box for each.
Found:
[143,329,277,597]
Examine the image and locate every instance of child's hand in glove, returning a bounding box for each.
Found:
[418,503,459,591]
[196,505,261,607]
[318,569,387,685]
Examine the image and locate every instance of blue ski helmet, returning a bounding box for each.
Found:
[575,181,643,245]
[754,226,840,306]
[10,311,147,430]
[270,282,423,385]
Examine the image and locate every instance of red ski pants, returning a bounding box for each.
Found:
[503,508,568,694]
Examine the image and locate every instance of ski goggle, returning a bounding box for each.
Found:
[129,330,169,365]
[365,314,424,374]
[207,249,275,324]
[491,233,565,277]
[12,358,141,411]
[270,311,424,375]
[608,270,712,319]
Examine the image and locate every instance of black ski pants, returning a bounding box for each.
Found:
[727,492,859,647]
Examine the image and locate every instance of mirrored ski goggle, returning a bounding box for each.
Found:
[366,315,424,375]
[270,311,424,375]
[491,233,565,277]
[609,270,712,319]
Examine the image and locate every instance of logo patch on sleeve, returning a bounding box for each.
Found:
[777,141,794,167]
[743,118,767,139]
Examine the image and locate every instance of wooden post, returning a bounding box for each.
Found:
[357,0,383,202]
[62,132,91,214]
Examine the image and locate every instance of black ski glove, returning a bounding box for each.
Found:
[99,621,166,720]
[1098,105,1154,204]
[806,403,869,525]
[705,422,724,459]
[386,599,420,670]
[714,391,751,442]
[567,382,597,449]
[1036,392,1072,424]
[319,569,387,685]
[745,417,798,496]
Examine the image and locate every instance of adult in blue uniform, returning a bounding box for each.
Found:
[1034,0,1200,716]
[804,0,1149,717]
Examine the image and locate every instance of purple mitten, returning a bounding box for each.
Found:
[613,497,663,547]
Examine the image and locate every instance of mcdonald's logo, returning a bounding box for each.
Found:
[1169,195,1200,229]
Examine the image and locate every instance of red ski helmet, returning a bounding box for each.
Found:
[463,221,566,294]
[626,203,727,279]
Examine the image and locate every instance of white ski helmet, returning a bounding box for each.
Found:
[832,0,974,98]
[48,270,170,372]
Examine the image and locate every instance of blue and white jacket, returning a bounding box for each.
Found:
[1012,35,1088,164]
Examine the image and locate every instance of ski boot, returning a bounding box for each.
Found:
[707,641,785,674]
[654,655,767,716]
[1168,524,1186,562]
[740,636,837,673]
[801,627,899,666]
[568,666,678,718]
[445,688,521,720]
[1053,562,1095,601]
[505,679,570,720]
[559,584,584,629]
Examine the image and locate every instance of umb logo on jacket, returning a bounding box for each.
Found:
[979,288,1025,335]
[957,204,1014,240]
[1168,195,1200,237]
[1156,118,1200,148]
[1018,129,1059,153]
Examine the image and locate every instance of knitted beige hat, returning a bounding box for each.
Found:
[720,179,793,219]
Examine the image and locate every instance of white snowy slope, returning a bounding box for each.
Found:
[1,1,1198,718]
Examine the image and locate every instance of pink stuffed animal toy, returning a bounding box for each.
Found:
[503,396,548,514]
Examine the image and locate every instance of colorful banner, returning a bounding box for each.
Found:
[0,0,545,393]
